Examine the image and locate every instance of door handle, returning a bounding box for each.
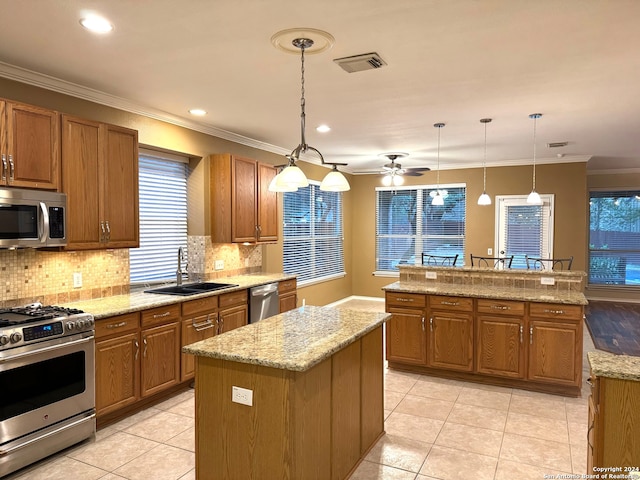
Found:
[143,337,148,357]
[529,326,533,345]
[519,325,523,343]
[429,317,434,332]
[8,155,13,182]
[134,339,139,360]
[421,317,425,332]
[218,316,224,333]
[1,154,6,182]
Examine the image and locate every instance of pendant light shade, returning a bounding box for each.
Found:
[279,163,308,188]
[431,122,445,206]
[477,118,492,206]
[527,113,543,205]
[268,170,298,192]
[320,165,350,191]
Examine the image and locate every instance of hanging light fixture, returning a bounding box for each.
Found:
[478,118,492,206]
[527,113,543,205]
[431,123,445,206]
[268,165,298,192]
[269,34,350,193]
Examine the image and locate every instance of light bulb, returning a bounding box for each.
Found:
[392,175,404,186]
[382,175,392,186]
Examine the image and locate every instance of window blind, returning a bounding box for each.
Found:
[130,153,188,283]
[375,184,466,272]
[283,182,345,285]
[589,190,640,286]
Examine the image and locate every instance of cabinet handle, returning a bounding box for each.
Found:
[587,422,594,452]
[1,154,6,182]
[519,325,523,343]
[219,316,224,333]
[143,337,148,357]
[100,222,106,242]
[529,326,533,344]
[153,311,171,319]
[192,317,215,332]
[8,155,13,182]
[397,298,414,302]
[134,339,139,360]
[106,321,127,329]
[586,377,594,387]
[421,317,425,332]
[105,221,111,241]
[543,308,565,315]
[491,305,510,310]
[441,301,459,306]
[429,317,434,332]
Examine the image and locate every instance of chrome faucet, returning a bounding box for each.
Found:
[176,246,188,286]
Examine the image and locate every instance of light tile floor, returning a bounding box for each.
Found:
[7,297,594,480]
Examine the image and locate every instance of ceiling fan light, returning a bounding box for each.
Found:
[392,174,404,186]
[268,172,298,192]
[527,189,543,205]
[381,175,393,186]
[320,169,350,191]
[279,164,309,188]
[431,193,445,206]
[477,191,492,205]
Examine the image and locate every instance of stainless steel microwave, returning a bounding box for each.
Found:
[0,188,67,248]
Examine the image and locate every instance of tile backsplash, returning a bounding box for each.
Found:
[0,237,263,307]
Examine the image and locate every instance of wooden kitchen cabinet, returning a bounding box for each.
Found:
[61,115,139,250]
[0,99,60,190]
[181,296,218,381]
[218,289,248,333]
[385,292,427,365]
[278,278,297,313]
[210,153,278,243]
[428,295,474,372]
[527,303,583,387]
[476,299,526,379]
[95,312,141,417]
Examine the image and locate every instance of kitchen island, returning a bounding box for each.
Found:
[183,305,389,480]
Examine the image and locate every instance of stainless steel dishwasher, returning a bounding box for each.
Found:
[249,283,279,323]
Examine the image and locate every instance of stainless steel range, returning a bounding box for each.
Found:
[0,303,95,477]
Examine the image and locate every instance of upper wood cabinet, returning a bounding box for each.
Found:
[61,115,139,250]
[210,153,278,243]
[0,99,60,189]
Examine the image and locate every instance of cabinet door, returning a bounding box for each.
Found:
[476,315,525,378]
[231,156,257,242]
[141,322,180,397]
[279,292,297,313]
[218,304,248,334]
[428,311,473,372]
[528,319,581,385]
[181,314,217,381]
[101,124,139,248]
[95,332,140,416]
[386,308,427,365]
[61,115,102,249]
[257,162,278,242]
[5,102,59,189]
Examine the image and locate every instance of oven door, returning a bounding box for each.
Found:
[0,331,95,445]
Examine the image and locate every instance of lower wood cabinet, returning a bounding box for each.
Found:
[279,279,298,313]
[181,314,216,381]
[428,296,474,372]
[385,292,427,365]
[219,289,248,334]
[141,321,180,397]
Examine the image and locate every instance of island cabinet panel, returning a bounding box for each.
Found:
[428,295,474,372]
[360,326,384,454]
[385,292,427,365]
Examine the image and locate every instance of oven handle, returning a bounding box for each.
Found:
[0,335,94,363]
[0,413,95,456]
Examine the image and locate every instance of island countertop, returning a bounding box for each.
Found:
[182,305,390,372]
[588,351,640,381]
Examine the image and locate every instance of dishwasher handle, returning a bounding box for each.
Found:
[251,283,278,297]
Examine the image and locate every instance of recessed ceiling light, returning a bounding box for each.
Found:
[80,15,113,34]
[189,109,207,116]
[316,124,331,133]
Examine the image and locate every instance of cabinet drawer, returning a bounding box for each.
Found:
[278,279,297,294]
[219,289,248,309]
[529,303,582,320]
[429,295,473,312]
[385,292,426,309]
[182,296,218,318]
[96,312,140,339]
[141,303,181,327]
[477,299,525,316]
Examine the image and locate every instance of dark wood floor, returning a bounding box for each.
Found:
[585,300,640,356]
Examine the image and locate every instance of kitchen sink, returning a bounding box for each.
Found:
[144,282,238,296]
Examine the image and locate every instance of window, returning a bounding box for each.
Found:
[130,151,188,283]
[375,184,466,273]
[495,195,554,269]
[283,182,345,285]
[589,190,640,286]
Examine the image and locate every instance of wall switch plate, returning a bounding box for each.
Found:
[232,386,253,406]
[214,260,224,270]
[425,271,438,279]
[540,277,555,285]
[487,248,493,255]
[73,272,83,288]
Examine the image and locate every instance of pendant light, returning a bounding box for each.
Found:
[431,123,445,206]
[477,118,492,206]
[527,113,543,205]
[269,34,350,193]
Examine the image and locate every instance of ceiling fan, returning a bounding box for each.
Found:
[378,153,430,186]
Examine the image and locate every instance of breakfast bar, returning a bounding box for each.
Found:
[183,306,389,480]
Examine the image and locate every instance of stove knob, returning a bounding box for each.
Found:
[67,321,76,330]
[76,320,85,329]
[10,332,22,343]
[0,335,8,346]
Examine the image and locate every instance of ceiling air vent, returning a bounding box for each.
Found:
[333,53,387,73]
[547,141,569,148]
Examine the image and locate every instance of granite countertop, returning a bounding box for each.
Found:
[383,281,588,305]
[588,351,640,381]
[62,273,296,320]
[182,305,390,372]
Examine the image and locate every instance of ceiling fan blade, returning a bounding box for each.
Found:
[404,171,424,176]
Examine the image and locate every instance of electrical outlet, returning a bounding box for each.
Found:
[73,272,83,288]
[244,258,250,267]
[425,271,437,279]
[214,260,224,270]
[487,248,493,255]
[232,386,253,406]
[540,277,555,286]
